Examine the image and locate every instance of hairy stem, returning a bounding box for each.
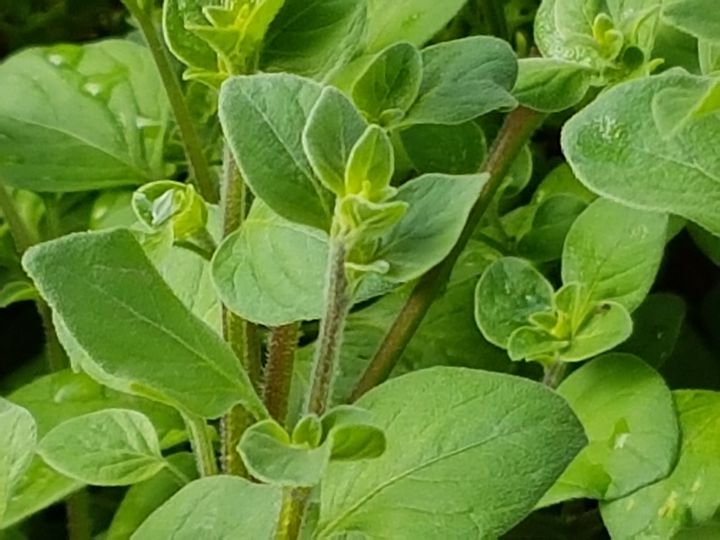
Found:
[123,1,217,203]
[306,240,351,416]
[220,143,263,475]
[352,107,544,400]
[275,487,310,540]
[264,323,300,425]
[183,414,218,477]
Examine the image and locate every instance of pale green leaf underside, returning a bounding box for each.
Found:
[0,398,36,522]
[318,367,586,539]
[562,71,720,237]
[22,229,263,419]
[0,40,169,192]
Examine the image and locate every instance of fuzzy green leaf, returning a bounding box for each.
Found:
[400,37,518,127]
[38,409,166,486]
[261,0,366,79]
[601,390,720,538]
[0,40,169,191]
[352,42,423,124]
[562,198,668,312]
[220,73,332,230]
[317,367,586,538]
[364,0,467,51]
[162,0,216,72]
[399,122,487,175]
[663,0,720,42]
[22,229,264,419]
[134,476,282,539]
[541,354,679,506]
[562,71,720,236]
[475,257,555,348]
[0,399,36,522]
[513,58,593,113]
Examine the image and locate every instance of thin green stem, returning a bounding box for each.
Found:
[542,361,568,389]
[183,414,218,477]
[351,107,545,400]
[264,323,300,426]
[0,181,34,252]
[274,487,309,540]
[306,240,351,416]
[479,0,509,41]
[65,490,92,540]
[124,1,217,203]
[219,143,263,475]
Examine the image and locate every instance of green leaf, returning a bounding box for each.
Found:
[132,181,207,240]
[1,370,183,528]
[38,409,166,486]
[317,367,586,538]
[533,163,597,205]
[400,37,518,127]
[663,0,720,42]
[0,399,36,522]
[556,300,633,362]
[22,229,264,419]
[517,195,587,263]
[562,71,720,236]
[399,121,487,175]
[239,406,385,487]
[344,125,394,198]
[618,293,687,368]
[261,0,366,79]
[562,198,668,312]
[134,476,283,539]
[107,453,197,540]
[351,42,423,124]
[212,201,327,326]
[162,0,216,72]
[0,40,169,192]
[540,354,679,505]
[364,0,467,52]
[220,73,332,230]
[0,280,36,308]
[475,257,555,348]
[513,58,593,113]
[601,390,720,538]
[303,86,368,196]
[376,173,486,282]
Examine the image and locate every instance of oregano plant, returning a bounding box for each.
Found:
[0,0,719,538]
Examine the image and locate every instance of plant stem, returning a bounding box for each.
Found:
[306,240,351,416]
[542,361,568,389]
[264,323,300,425]
[0,182,66,371]
[66,490,92,540]
[351,107,544,400]
[183,414,218,477]
[123,1,217,203]
[219,143,263,475]
[479,0,509,41]
[274,487,309,540]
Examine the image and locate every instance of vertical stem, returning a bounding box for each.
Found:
[351,107,544,400]
[183,414,218,477]
[479,0,509,41]
[0,181,33,252]
[542,361,568,389]
[306,240,351,416]
[264,323,300,425]
[219,143,263,475]
[274,487,309,540]
[65,490,92,540]
[123,1,217,203]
